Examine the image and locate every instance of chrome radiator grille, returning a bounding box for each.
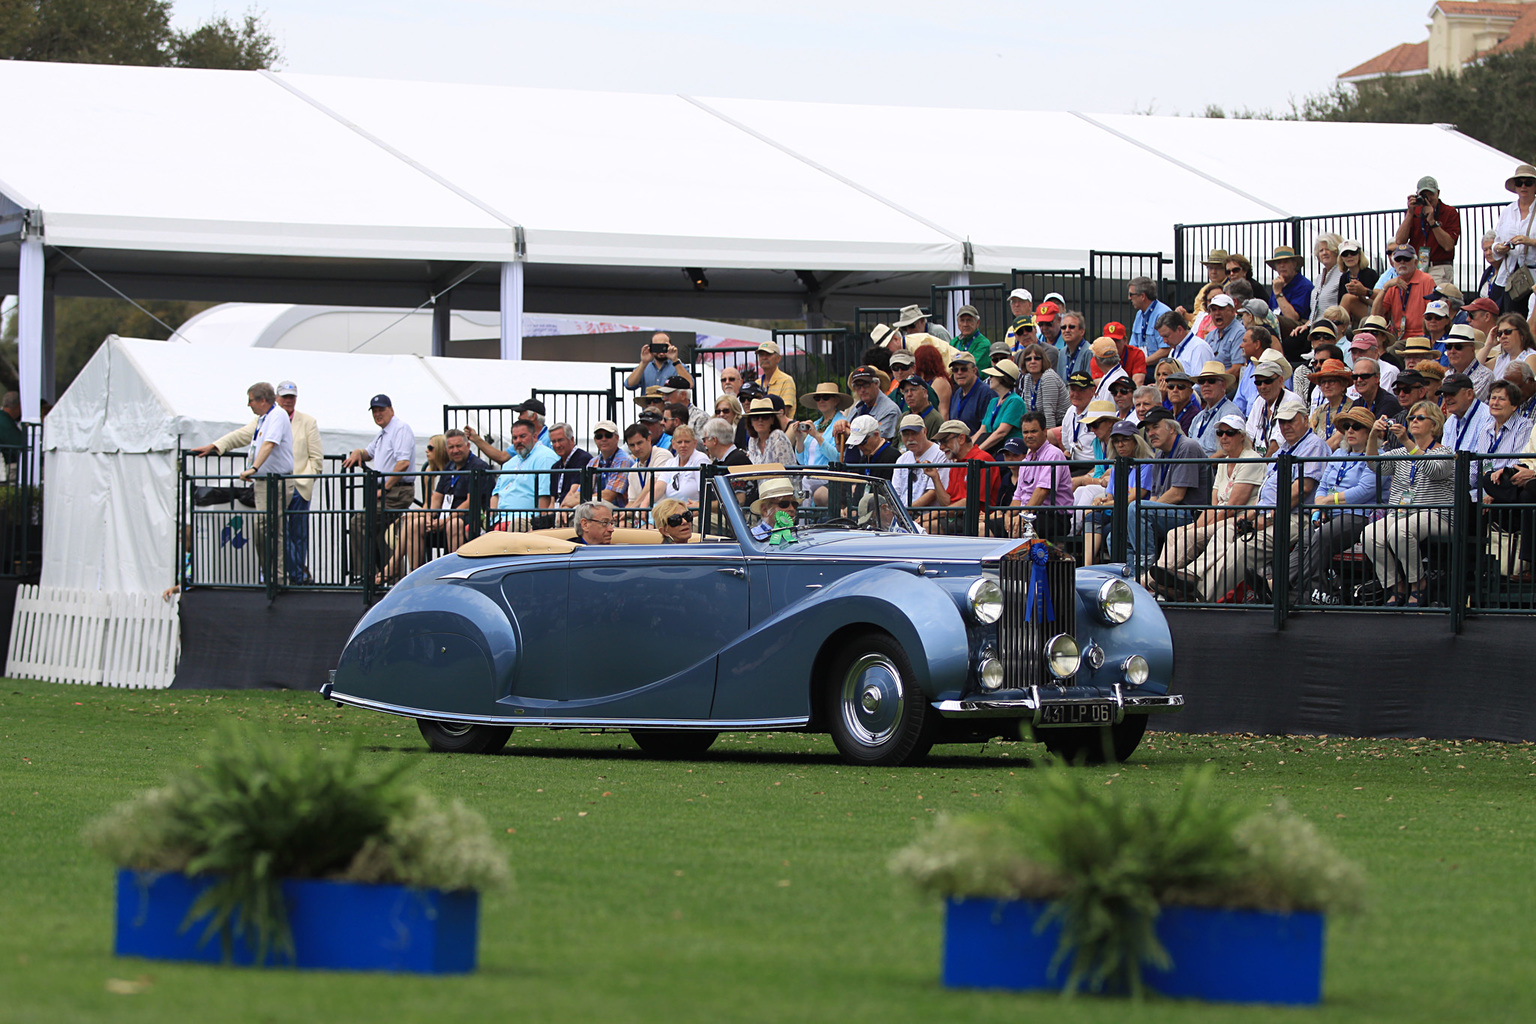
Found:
[998,543,1078,690]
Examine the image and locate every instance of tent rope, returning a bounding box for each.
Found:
[46,246,183,340]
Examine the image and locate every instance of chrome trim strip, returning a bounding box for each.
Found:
[325,690,809,730]
[932,693,1184,719]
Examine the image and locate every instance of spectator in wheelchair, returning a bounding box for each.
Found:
[1360,401,1453,606]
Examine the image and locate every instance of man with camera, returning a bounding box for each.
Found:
[624,332,694,393]
[1394,176,1460,287]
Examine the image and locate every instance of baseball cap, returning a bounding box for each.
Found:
[1350,333,1378,351]
[899,413,927,433]
[1339,239,1363,256]
[949,350,978,367]
[1393,371,1429,391]
[1035,300,1060,323]
[1439,373,1474,394]
[1218,413,1248,432]
[1109,421,1139,438]
[1252,360,1285,379]
[1208,293,1236,309]
[757,340,781,355]
[592,419,619,435]
[1008,288,1033,303]
[1103,321,1128,342]
[934,419,971,438]
[956,304,980,319]
[275,380,297,396]
[989,341,1014,358]
[1012,315,1036,331]
[848,365,881,385]
[889,350,915,367]
[1067,372,1095,389]
[368,394,391,409]
[662,375,692,391]
[1465,296,1502,317]
[1242,298,1271,320]
[1275,398,1310,420]
[900,374,928,391]
[1417,175,1439,193]
[1391,244,1418,262]
[1424,300,1451,319]
[1163,370,1194,384]
[845,414,882,445]
[1141,407,1176,427]
[517,397,547,416]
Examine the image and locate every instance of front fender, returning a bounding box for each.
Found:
[712,566,971,720]
[331,581,516,716]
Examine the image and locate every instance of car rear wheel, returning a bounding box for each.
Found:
[825,631,935,767]
[629,729,718,758]
[416,719,513,754]
[1038,715,1148,765]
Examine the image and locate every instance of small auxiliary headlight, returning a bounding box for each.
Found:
[968,577,1003,625]
[1123,655,1150,687]
[979,657,1004,691]
[1046,634,1081,680]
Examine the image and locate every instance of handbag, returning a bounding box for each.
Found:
[1503,205,1536,305]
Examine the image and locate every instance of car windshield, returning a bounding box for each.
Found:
[715,468,919,542]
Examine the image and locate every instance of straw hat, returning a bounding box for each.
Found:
[749,477,799,516]
[1506,163,1536,193]
[799,382,854,411]
[1194,359,1234,386]
[1334,406,1377,431]
[1079,400,1120,426]
[633,386,668,406]
[746,397,779,417]
[1400,336,1436,356]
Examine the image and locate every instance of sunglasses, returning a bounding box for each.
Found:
[1392,255,1415,263]
[1342,422,1367,431]
[593,431,616,440]
[1110,386,1134,394]
[1425,313,1447,320]
[1514,178,1536,187]
[1023,354,1044,361]
[1496,328,1516,337]
[1410,414,1434,422]
[664,511,694,527]
[1225,266,1242,274]
[1214,428,1241,438]
[1352,373,1377,381]
[1166,381,1192,389]
[948,363,973,371]
[772,499,797,509]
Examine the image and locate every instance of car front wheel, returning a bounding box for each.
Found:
[825,631,936,767]
[416,719,513,754]
[1038,715,1148,764]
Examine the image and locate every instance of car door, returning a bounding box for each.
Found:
[564,544,751,719]
[497,562,570,702]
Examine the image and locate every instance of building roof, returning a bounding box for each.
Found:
[1432,2,1527,21]
[1338,41,1430,81]
[1474,4,1536,56]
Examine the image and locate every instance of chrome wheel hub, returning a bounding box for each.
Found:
[840,654,905,746]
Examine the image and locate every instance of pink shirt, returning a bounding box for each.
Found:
[1011,441,1073,508]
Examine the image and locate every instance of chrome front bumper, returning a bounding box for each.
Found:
[932,687,1184,724]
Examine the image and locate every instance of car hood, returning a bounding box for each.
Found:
[772,531,1023,564]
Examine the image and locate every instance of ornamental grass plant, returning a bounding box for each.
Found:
[891,764,1365,997]
[84,725,510,963]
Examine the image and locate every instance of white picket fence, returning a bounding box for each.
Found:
[6,586,180,689]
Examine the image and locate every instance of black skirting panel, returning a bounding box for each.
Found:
[169,591,1534,742]
[172,589,365,691]
[1150,609,1535,743]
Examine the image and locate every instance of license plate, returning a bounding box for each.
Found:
[1037,702,1114,726]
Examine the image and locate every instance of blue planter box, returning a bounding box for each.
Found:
[943,897,1325,1005]
[114,869,480,973]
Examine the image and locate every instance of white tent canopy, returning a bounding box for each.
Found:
[2,60,1521,272]
[43,337,617,594]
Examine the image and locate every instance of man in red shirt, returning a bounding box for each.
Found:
[919,419,999,534]
[1089,321,1147,384]
[1393,176,1460,286]
[1373,245,1437,340]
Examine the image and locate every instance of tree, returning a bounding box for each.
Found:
[2,2,281,393]
[1299,42,1536,161]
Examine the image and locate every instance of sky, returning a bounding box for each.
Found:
[174,0,1433,117]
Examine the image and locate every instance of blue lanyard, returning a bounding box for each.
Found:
[1155,450,1174,494]
[1490,419,1512,453]
[1028,376,1042,411]
[1455,401,1481,449]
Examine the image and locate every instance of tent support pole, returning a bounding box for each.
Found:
[946,271,970,326]
[17,236,47,422]
[500,260,524,360]
[431,290,451,358]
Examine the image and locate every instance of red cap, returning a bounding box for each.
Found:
[1465,296,1501,317]
[1103,321,1128,342]
[1035,300,1060,322]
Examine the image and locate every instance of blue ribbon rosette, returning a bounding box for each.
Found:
[1024,542,1053,623]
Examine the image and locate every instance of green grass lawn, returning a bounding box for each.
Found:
[2,677,1533,1024]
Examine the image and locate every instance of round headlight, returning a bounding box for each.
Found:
[1046,634,1081,680]
[1097,578,1134,624]
[968,578,1003,625]
[1123,654,1150,687]
[979,657,1004,691]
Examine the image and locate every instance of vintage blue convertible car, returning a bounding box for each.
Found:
[323,466,1181,765]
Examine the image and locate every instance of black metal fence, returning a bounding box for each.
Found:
[0,423,43,579]
[1012,251,1168,337]
[929,283,1007,350]
[1173,202,1508,311]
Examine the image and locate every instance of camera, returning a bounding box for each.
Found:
[1409,195,1425,206]
[649,343,668,355]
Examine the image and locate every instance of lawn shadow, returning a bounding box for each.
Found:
[491,739,1041,769]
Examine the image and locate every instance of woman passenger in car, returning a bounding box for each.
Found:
[651,498,694,544]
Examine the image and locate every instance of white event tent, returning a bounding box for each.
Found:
[2,59,1524,425]
[43,337,615,594]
